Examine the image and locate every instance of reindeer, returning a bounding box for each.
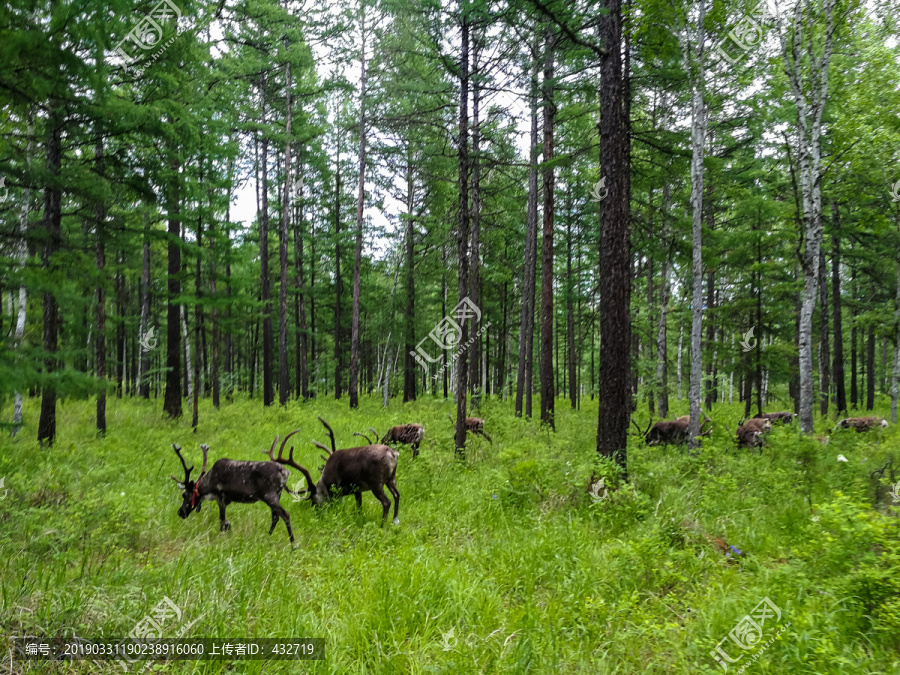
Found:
[169,434,299,543]
[736,418,771,450]
[269,417,400,525]
[446,413,492,443]
[636,412,712,446]
[752,411,796,425]
[833,417,889,433]
[356,424,425,458]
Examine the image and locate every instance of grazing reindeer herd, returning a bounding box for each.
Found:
[169,404,890,541]
[170,414,492,541]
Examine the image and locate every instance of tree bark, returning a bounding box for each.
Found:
[867,326,875,410]
[163,127,182,418]
[831,202,846,413]
[455,9,471,454]
[403,152,417,402]
[468,33,482,404]
[38,104,63,445]
[259,78,275,407]
[539,27,556,429]
[596,0,631,474]
[279,33,293,406]
[349,10,368,410]
[566,191,576,410]
[12,107,33,436]
[818,248,830,415]
[95,136,107,434]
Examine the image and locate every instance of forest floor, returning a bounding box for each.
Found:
[1,395,899,674]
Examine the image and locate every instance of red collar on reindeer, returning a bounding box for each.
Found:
[191,471,207,508]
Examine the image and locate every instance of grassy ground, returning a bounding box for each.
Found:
[1,394,899,674]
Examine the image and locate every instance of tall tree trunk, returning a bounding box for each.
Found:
[95,137,107,434]
[468,34,482,404]
[515,34,540,419]
[115,252,125,398]
[260,79,275,407]
[193,194,202,430]
[891,212,900,423]
[454,9,471,454]
[655,182,672,419]
[279,31,293,406]
[12,107,33,436]
[403,153,417,402]
[182,306,193,401]
[867,326,875,410]
[295,152,309,400]
[831,202,846,413]
[597,0,631,474]
[38,104,63,445]
[818,249,830,415]
[349,12,368,410]
[163,126,182,418]
[566,192,576,409]
[334,144,343,399]
[778,0,836,432]
[139,215,151,399]
[539,28,556,429]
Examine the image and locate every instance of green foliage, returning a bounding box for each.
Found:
[1,396,899,672]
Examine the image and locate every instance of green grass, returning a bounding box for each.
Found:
[1,394,900,674]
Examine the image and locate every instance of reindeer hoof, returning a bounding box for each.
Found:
[393,518,400,525]
[221,521,231,532]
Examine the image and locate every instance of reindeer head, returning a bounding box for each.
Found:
[170,444,208,519]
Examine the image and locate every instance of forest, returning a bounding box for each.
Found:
[1,0,900,672]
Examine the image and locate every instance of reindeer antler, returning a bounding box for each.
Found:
[172,444,193,483]
[369,426,379,441]
[312,440,332,456]
[353,431,373,445]
[269,433,316,499]
[262,435,280,461]
[317,417,337,455]
[199,444,210,477]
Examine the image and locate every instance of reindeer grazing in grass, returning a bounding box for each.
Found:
[355,424,425,458]
[271,417,400,525]
[635,412,712,446]
[833,417,889,433]
[170,434,300,542]
[736,417,772,450]
[446,413,492,443]
[752,411,796,425]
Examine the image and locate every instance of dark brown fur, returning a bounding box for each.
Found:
[752,411,796,425]
[380,424,425,458]
[645,415,711,446]
[834,417,888,432]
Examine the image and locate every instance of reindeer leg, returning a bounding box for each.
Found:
[354,492,363,509]
[217,499,230,533]
[387,478,400,525]
[476,430,493,444]
[277,505,294,544]
[371,485,391,523]
[412,442,419,459]
[269,508,279,535]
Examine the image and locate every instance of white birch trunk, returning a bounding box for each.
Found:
[677,319,684,401]
[12,108,34,436]
[182,307,193,400]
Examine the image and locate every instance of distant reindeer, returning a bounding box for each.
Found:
[270,417,400,525]
[833,417,889,433]
[170,434,299,543]
[736,418,772,450]
[636,412,712,446]
[752,411,796,425]
[447,413,492,443]
[356,424,425,458]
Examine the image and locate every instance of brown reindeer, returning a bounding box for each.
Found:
[736,418,771,450]
[447,413,492,443]
[833,417,889,433]
[752,411,796,425]
[270,418,400,525]
[170,435,299,542]
[356,424,425,458]
[638,412,712,446]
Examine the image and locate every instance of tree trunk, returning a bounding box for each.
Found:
[349,12,368,410]
[279,39,293,406]
[867,326,875,410]
[596,0,631,474]
[539,27,556,430]
[891,212,900,423]
[12,108,33,436]
[468,34,482,404]
[515,34,540,419]
[818,248,830,416]
[38,105,63,445]
[258,80,275,407]
[163,127,182,418]
[95,137,107,434]
[455,10,471,454]
[831,202,846,413]
[334,143,343,399]
[403,153,417,402]
[566,192,576,409]
[193,198,202,430]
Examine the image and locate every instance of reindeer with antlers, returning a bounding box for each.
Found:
[446,413,492,443]
[169,434,300,543]
[268,417,401,525]
[354,424,425,458]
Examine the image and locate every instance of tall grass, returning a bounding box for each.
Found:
[1,395,899,673]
